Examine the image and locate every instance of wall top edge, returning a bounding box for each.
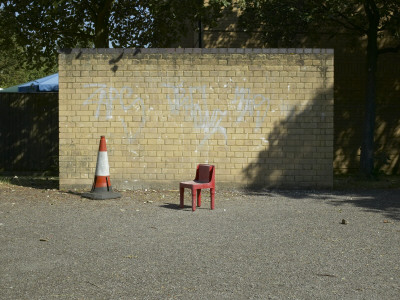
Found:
[58,48,334,55]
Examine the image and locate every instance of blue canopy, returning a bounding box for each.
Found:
[17,73,59,92]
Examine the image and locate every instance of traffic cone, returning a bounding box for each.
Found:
[82,136,121,200]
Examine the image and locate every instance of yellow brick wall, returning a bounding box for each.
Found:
[59,48,334,190]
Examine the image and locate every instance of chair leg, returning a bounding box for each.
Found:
[197,189,202,207]
[191,189,197,211]
[210,188,215,210]
[180,187,184,208]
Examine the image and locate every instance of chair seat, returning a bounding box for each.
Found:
[180,180,211,188]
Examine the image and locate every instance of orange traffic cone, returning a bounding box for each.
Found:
[82,136,121,200]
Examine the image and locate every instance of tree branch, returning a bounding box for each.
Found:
[320,3,368,34]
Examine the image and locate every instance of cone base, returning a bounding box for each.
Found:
[82,187,121,200]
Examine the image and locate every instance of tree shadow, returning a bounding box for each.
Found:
[241,50,399,190]
[244,188,400,221]
[202,6,264,48]
[327,190,400,221]
[243,88,333,190]
[198,10,400,176]
[333,51,400,175]
[241,81,400,220]
[1,176,59,190]
[0,93,59,175]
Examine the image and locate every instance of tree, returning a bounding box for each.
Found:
[0,0,223,71]
[227,0,400,177]
[0,6,55,87]
[0,38,55,88]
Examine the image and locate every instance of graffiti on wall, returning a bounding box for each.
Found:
[84,82,276,151]
[163,83,272,148]
[83,84,146,153]
[163,83,228,148]
[232,86,271,128]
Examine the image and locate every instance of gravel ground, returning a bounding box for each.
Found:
[0,182,399,300]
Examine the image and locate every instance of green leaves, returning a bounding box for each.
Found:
[1,0,226,70]
[235,0,400,49]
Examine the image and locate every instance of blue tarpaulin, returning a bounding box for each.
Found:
[17,73,59,92]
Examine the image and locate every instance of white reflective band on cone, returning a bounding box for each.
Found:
[95,152,110,176]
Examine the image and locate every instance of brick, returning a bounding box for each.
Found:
[58,50,334,190]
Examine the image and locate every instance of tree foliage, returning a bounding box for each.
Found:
[0,37,55,88]
[0,6,55,87]
[227,0,400,176]
[0,0,224,71]
[234,0,400,49]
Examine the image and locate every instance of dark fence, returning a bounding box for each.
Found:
[0,93,58,175]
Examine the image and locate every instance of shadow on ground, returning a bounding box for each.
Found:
[2,175,399,221]
[0,176,59,190]
[329,190,400,221]
[245,187,400,221]
[160,203,182,210]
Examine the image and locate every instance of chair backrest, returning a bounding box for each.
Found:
[195,164,215,183]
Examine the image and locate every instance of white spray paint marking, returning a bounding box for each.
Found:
[163,83,228,150]
[232,87,271,128]
[82,80,295,155]
[83,84,146,149]
[163,82,276,150]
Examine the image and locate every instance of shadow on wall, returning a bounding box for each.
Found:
[243,90,333,190]
[200,11,400,176]
[203,7,265,48]
[334,51,400,175]
[374,53,400,173]
[0,93,59,175]
[0,176,59,190]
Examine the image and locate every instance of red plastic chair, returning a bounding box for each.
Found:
[180,164,215,211]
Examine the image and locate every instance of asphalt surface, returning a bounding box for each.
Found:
[0,183,399,299]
